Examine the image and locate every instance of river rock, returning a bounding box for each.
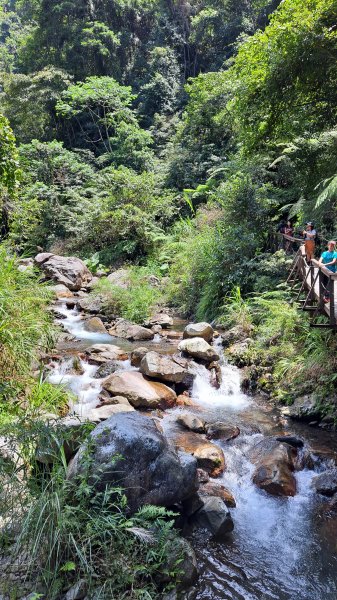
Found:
[140,351,190,384]
[83,317,107,333]
[144,313,173,329]
[93,361,119,378]
[51,283,74,298]
[193,496,234,539]
[130,346,149,367]
[102,371,177,408]
[64,580,87,600]
[85,343,128,364]
[193,443,225,477]
[312,469,337,496]
[275,435,304,448]
[78,295,105,314]
[108,319,154,341]
[107,269,130,288]
[178,338,219,363]
[89,403,134,422]
[176,413,205,433]
[250,438,297,497]
[68,412,198,512]
[99,395,131,406]
[183,322,214,342]
[205,422,240,441]
[199,482,236,508]
[221,325,247,347]
[35,253,92,291]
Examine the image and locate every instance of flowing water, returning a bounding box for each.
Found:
[51,303,337,600]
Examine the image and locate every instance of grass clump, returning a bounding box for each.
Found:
[93,267,163,323]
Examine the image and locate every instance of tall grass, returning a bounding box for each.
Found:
[0,246,55,401]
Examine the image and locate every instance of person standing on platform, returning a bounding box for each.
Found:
[302,222,316,262]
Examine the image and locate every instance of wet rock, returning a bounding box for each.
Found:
[151,324,162,335]
[208,361,222,388]
[51,283,74,298]
[200,482,236,508]
[176,392,194,406]
[85,343,128,364]
[176,413,205,433]
[107,269,130,288]
[140,351,191,384]
[250,438,297,497]
[312,469,337,496]
[197,468,210,484]
[108,319,154,341]
[193,443,225,477]
[226,340,252,366]
[102,371,177,408]
[193,496,234,539]
[83,316,107,333]
[35,253,92,290]
[183,322,214,342]
[145,313,173,329]
[93,361,119,378]
[275,435,304,448]
[178,338,219,363]
[78,295,105,314]
[182,492,204,516]
[205,422,240,442]
[90,403,134,421]
[68,412,198,512]
[130,346,149,367]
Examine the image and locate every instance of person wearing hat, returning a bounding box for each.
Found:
[302,222,316,261]
[318,240,337,302]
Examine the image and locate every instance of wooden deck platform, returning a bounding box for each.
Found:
[284,235,337,329]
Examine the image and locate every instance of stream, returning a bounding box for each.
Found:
[50,301,337,600]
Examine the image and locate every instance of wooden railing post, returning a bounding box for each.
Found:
[329,277,335,326]
[318,269,325,310]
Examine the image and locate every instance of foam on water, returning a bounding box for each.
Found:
[56,303,112,343]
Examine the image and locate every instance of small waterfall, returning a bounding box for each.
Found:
[56,303,112,343]
[191,361,251,410]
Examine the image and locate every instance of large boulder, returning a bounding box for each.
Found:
[68,412,198,512]
[250,438,297,497]
[78,295,105,314]
[35,253,92,291]
[281,395,320,421]
[178,338,219,363]
[140,351,191,384]
[102,371,177,408]
[312,469,337,496]
[183,322,214,342]
[108,319,154,341]
[85,344,128,364]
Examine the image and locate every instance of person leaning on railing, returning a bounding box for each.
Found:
[318,240,337,303]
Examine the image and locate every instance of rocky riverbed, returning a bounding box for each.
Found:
[17,253,337,599]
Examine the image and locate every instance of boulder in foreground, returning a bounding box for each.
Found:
[68,412,198,512]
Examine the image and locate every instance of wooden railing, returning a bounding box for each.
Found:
[284,234,337,329]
